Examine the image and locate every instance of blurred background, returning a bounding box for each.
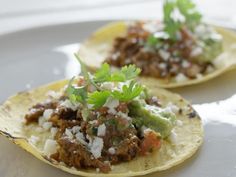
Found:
[1,0,236,34]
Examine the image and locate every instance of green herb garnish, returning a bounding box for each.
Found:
[87,90,111,109]
[163,0,181,40]
[176,0,202,30]
[94,63,141,83]
[66,55,144,109]
[146,0,202,43]
[112,81,144,102]
[66,77,87,105]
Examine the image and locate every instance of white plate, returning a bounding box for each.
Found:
[0,21,236,177]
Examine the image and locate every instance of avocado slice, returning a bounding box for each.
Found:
[128,100,176,138]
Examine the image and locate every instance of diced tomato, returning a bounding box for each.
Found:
[140,130,161,155]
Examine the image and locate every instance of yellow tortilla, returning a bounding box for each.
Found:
[0,80,203,176]
[78,21,236,88]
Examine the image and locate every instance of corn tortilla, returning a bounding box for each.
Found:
[0,80,203,176]
[78,21,236,88]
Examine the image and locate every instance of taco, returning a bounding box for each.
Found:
[78,0,236,88]
[0,57,203,176]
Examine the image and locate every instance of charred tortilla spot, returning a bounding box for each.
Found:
[144,161,149,169]
[0,130,23,140]
[179,108,183,114]
[188,110,198,119]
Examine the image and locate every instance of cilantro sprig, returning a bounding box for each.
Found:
[87,90,111,109]
[177,0,202,30]
[147,0,202,44]
[94,63,141,83]
[65,55,143,109]
[164,0,202,39]
[112,81,143,102]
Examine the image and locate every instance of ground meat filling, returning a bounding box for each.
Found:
[105,22,213,80]
[24,96,161,173]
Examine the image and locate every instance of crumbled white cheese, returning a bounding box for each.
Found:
[50,127,58,138]
[167,103,179,114]
[164,107,173,114]
[43,109,53,120]
[29,135,39,145]
[159,63,167,69]
[60,99,79,111]
[75,132,87,145]
[141,125,148,137]
[104,97,119,115]
[47,90,61,99]
[176,120,183,126]
[108,147,116,155]
[97,124,106,137]
[44,139,58,157]
[90,137,104,159]
[175,73,188,82]
[196,73,203,79]
[143,128,153,134]
[65,128,74,139]
[195,24,206,35]
[29,108,37,114]
[182,60,190,68]
[71,126,81,134]
[143,21,164,33]
[206,65,215,74]
[191,47,203,57]
[169,130,178,144]
[89,120,98,125]
[38,116,46,126]
[100,82,114,90]
[159,49,170,61]
[117,111,131,120]
[42,122,53,131]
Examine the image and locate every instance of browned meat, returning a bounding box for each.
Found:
[106,22,212,80]
[55,138,111,173]
[25,102,57,124]
[55,107,77,120]
[25,99,157,173]
[25,108,44,124]
[113,136,140,162]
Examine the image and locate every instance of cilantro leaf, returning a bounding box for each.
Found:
[112,81,143,102]
[163,0,181,40]
[177,0,202,29]
[94,63,111,83]
[162,0,202,40]
[146,35,160,47]
[110,71,126,82]
[121,65,141,80]
[66,77,87,105]
[87,90,111,109]
[94,64,141,83]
